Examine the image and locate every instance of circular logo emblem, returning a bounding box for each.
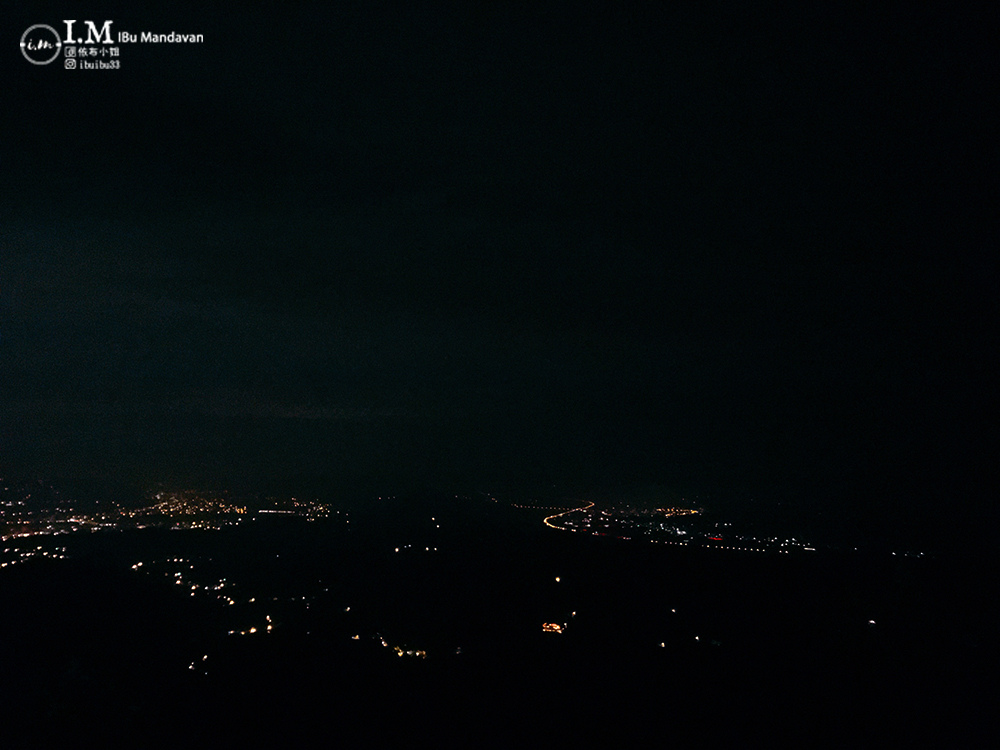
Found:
[20,24,63,65]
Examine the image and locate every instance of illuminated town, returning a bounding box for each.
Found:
[1,478,339,540]
[541,500,825,554]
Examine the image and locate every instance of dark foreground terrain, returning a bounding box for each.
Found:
[2,494,996,747]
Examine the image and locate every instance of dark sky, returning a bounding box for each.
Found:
[2,5,995,546]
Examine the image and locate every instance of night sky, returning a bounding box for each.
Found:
[3,5,995,547]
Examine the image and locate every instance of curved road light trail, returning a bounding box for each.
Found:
[543,501,595,531]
